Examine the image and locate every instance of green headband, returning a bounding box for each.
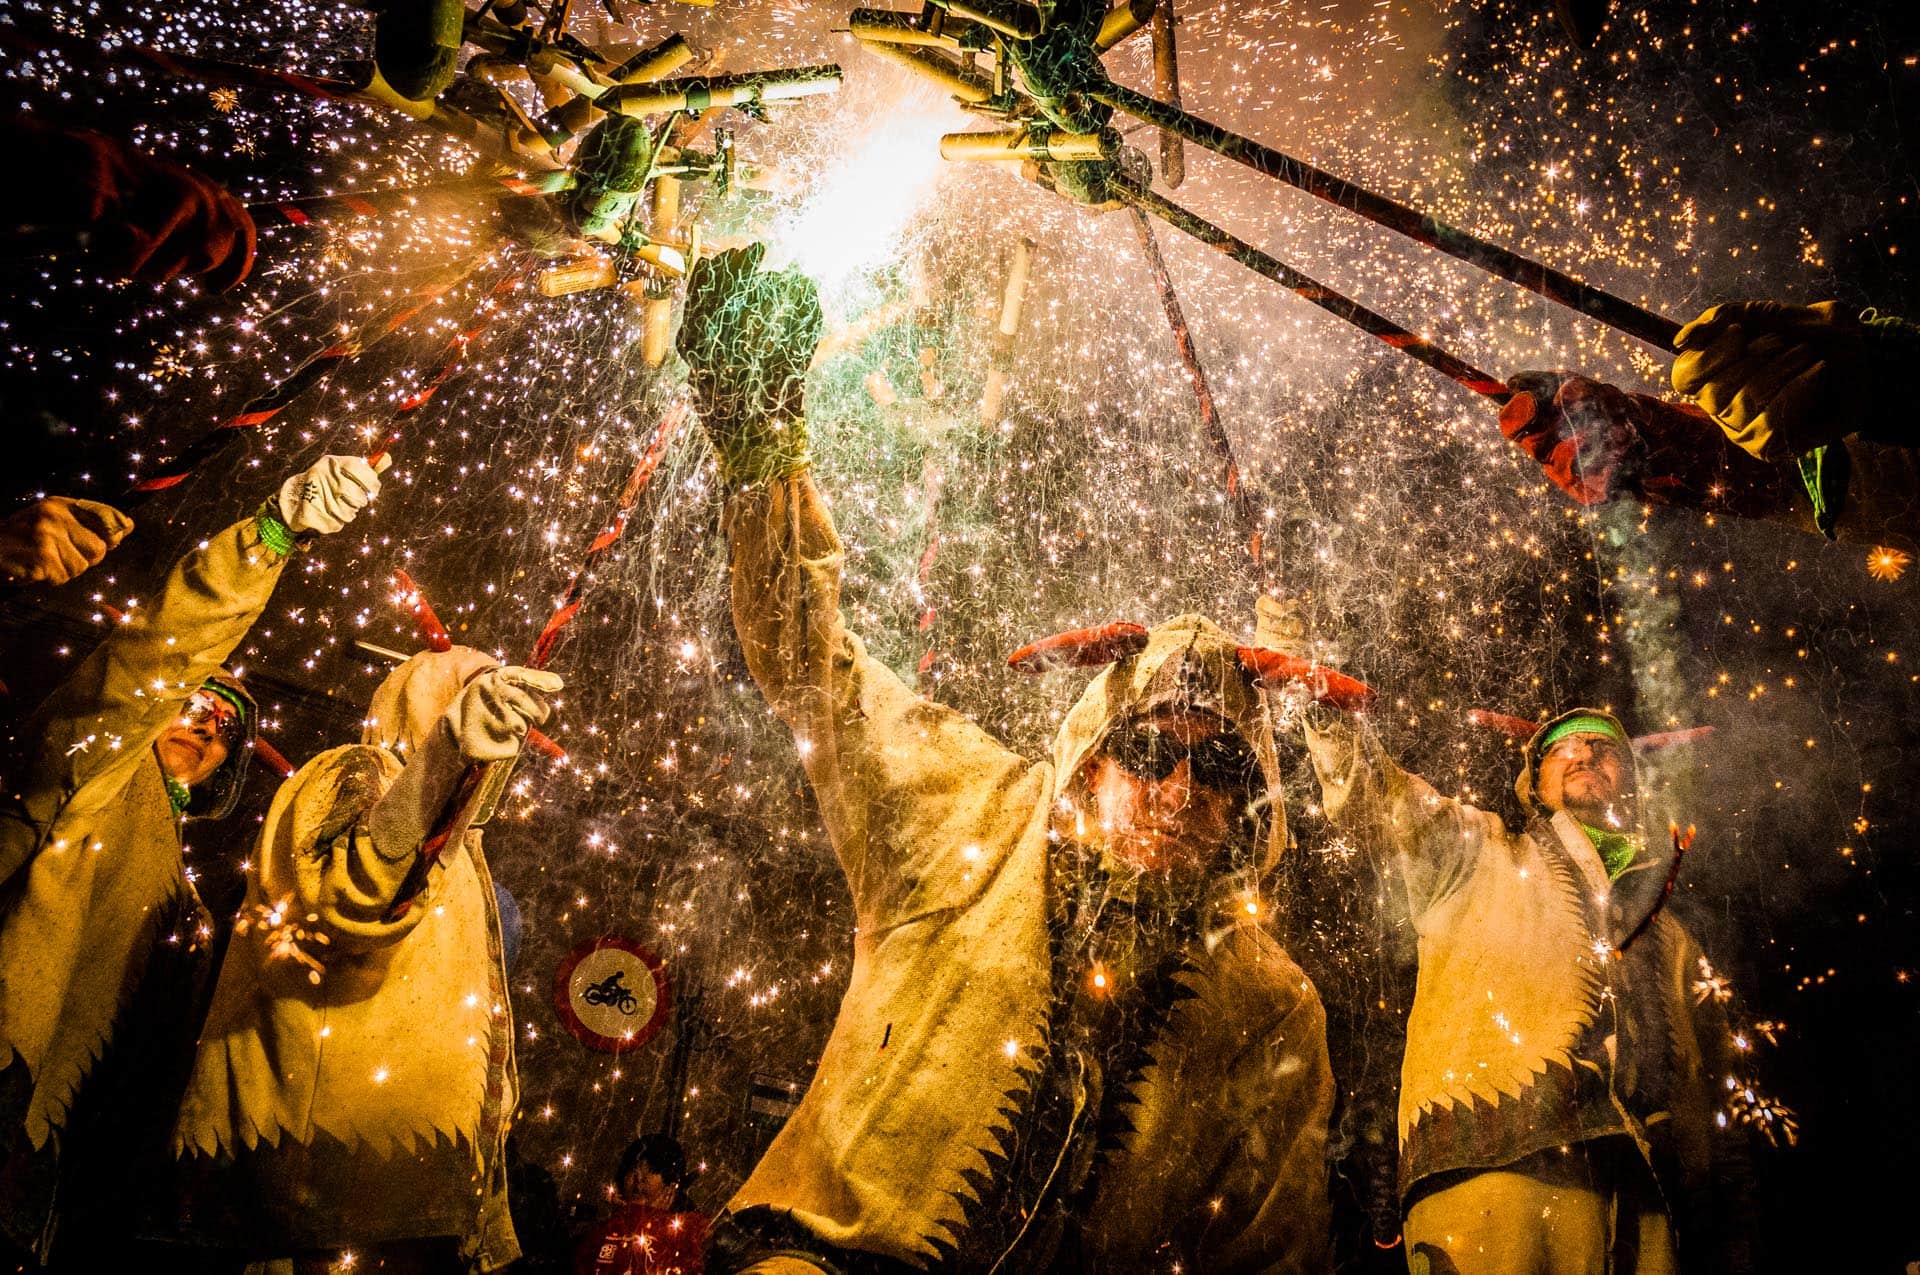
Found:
[200,681,252,732]
[1538,714,1628,754]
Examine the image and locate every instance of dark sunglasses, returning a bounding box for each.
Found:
[1100,725,1260,791]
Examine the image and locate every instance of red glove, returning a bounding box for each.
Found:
[1498,371,1644,505]
[1499,371,1795,519]
[7,114,256,290]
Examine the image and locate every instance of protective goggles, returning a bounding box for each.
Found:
[1099,724,1260,791]
[182,688,246,748]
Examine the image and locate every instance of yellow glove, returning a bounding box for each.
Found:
[1670,300,1867,461]
[1674,293,1920,462]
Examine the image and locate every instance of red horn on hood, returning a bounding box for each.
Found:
[1008,622,1150,673]
[393,568,453,653]
[1237,647,1377,713]
[1632,725,1714,751]
[1466,708,1540,741]
[251,735,298,779]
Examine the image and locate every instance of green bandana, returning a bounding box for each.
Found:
[1538,714,1629,754]
[165,776,192,816]
[1580,822,1641,881]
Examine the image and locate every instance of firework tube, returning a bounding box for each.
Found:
[1634,725,1715,751]
[1008,622,1152,673]
[1236,646,1377,713]
[529,402,689,667]
[853,38,994,103]
[1127,206,1266,568]
[1093,81,1679,349]
[387,407,690,911]
[1113,181,1511,400]
[849,8,977,47]
[979,236,1035,423]
[385,255,534,430]
[940,128,1119,162]
[598,65,843,119]
[643,175,684,367]
[1612,824,1694,955]
[393,568,454,652]
[252,736,298,779]
[1151,0,1185,187]
[538,34,697,145]
[1095,0,1158,51]
[1466,708,1540,740]
[929,0,1044,38]
[389,403,691,919]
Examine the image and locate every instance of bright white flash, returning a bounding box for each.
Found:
[771,82,967,296]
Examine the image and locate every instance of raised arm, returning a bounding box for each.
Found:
[1301,709,1500,918]
[681,247,1038,920]
[1,455,384,882]
[258,666,559,959]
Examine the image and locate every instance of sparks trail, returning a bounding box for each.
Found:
[1115,182,1511,401]
[1091,81,1681,350]
[126,255,492,504]
[387,402,690,919]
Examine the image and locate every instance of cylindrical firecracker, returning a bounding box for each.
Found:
[538,255,617,296]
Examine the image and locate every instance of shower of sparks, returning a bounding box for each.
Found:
[1,0,1914,1236]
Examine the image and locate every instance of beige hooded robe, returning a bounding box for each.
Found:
[172,647,519,1269]
[0,514,289,1250]
[1302,706,1754,1268]
[716,473,1332,1273]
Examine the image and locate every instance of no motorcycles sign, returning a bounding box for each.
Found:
[553,936,671,1053]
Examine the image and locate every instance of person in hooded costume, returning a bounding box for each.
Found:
[678,246,1334,1275]
[171,645,560,1272]
[0,452,382,1259]
[1298,697,1757,1274]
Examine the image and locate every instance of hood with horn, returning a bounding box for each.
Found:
[1011,608,1374,881]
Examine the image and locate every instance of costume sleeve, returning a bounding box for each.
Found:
[724,471,1042,925]
[0,513,291,884]
[257,744,433,958]
[1300,710,1497,918]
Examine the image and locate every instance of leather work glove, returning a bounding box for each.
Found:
[444,667,564,762]
[1499,371,1794,520]
[0,496,133,586]
[1499,371,1644,505]
[367,666,561,862]
[676,243,824,486]
[1671,299,1920,461]
[7,115,257,291]
[275,454,389,537]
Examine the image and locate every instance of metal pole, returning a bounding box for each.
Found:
[1115,182,1511,399]
[1127,207,1263,565]
[1093,80,1680,349]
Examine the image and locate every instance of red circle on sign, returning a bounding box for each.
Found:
[553,936,671,1053]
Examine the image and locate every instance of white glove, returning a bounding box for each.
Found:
[276,453,388,536]
[444,667,563,762]
[0,496,133,585]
